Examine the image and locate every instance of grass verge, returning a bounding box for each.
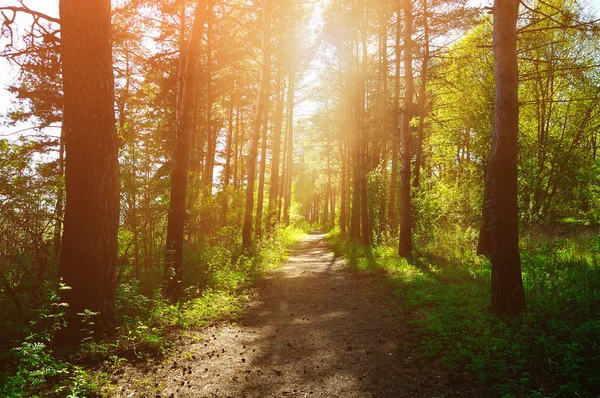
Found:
[0,225,307,397]
[328,229,600,397]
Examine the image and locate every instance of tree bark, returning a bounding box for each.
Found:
[233,100,241,191]
[388,6,401,230]
[52,126,65,259]
[221,90,235,225]
[203,3,215,194]
[325,124,333,231]
[338,55,348,236]
[283,73,295,226]
[224,91,235,189]
[255,52,272,238]
[243,0,271,249]
[359,2,370,245]
[164,0,208,301]
[489,0,525,314]
[398,0,414,258]
[350,72,362,242]
[58,0,119,337]
[377,2,388,231]
[413,0,429,189]
[267,63,284,233]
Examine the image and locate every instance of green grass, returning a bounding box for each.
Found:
[329,230,600,397]
[0,224,307,398]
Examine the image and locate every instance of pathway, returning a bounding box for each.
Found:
[114,232,474,397]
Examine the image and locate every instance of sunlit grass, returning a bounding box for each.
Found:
[0,224,308,397]
[328,229,600,396]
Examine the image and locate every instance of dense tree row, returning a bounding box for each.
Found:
[296,0,599,313]
[0,0,313,336]
[0,0,598,338]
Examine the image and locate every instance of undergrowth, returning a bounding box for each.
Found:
[0,224,307,397]
[328,227,600,397]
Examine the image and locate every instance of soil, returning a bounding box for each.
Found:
[109,232,488,397]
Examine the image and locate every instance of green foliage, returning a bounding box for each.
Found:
[0,217,306,395]
[114,280,153,322]
[174,289,247,329]
[0,283,103,397]
[5,341,69,396]
[330,230,600,396]
[97,225,306,361]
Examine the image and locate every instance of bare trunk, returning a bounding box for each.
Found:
[203,4,215,194]
[243,0,271,249]
[233,100,241,191]
[58,0,119,338]
[330,185,336,229]
[489,0,525,314]
[350,17,361,242]
[164,0,208,301]
[221,90,235,224]
[267,63,284,232]
[388,6,401,230]
[413,0,429,189]
[255,57,272,238]
[240,110,246,191]
[52,127,65,259]
[283,73,295,226]
[224,92,235,188]
[377,3,388,231]
[325,128,333,231]
[338,56,348,236]
[359,4,370,245]
[398,0,414,258]
[350,68,361,242]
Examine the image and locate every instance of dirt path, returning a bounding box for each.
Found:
[113,233,464,397]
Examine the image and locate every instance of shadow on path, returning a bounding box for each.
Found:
[115,232,480,397]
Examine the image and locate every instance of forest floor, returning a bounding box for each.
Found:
[106,232,490,397]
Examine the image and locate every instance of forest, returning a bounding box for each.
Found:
[0,0,599,396]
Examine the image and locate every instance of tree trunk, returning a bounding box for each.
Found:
[350,73,362,242]
[377,3,388,232]
[325,126,333,231]
[267,63,284,233]
[52,126,65,259]
[278,86,288,223]
[224,91,235,188]
[359,4,370,245]
[164,0,208,301]
[233,100,241,191]
[283,73,295,226]
[489,0,525,314]
[240,110,246,191]
[255,54,272,238]
[338,56,348,236]
[388,6,401,230]
[413,0,429,189]
[58,0,120,338]
[243,0,271,249]
[203,4,215,194]
[176,0,186,121]
[398,0,414,258]
[221,90,235,225]
[330,186,336,230]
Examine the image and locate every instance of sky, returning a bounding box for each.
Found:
[1,0,599,140]
[0,1,58,139]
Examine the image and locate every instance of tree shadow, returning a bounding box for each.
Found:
[201,234,453,397]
